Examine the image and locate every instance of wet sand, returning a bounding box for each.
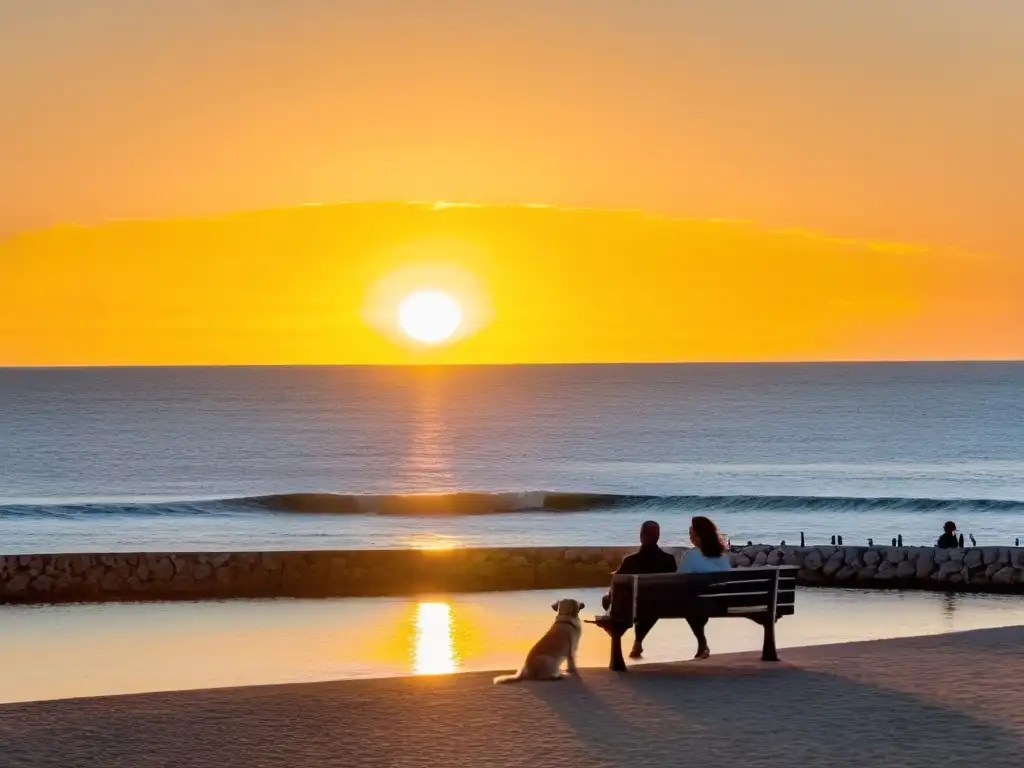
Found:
[2,624,1023,768]
[3,586,1024,704]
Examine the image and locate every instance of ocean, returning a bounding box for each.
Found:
[1,363,1022,554]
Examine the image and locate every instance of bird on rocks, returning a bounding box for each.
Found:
[969,534,977,547]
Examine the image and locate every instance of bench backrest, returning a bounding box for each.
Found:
[608,566,797,624]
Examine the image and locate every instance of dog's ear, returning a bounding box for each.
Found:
[551,601,559,612]
[577,601,585,611]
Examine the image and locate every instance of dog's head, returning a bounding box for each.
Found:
[551,598,585,617]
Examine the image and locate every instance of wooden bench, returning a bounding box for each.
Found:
[587,566,798,671]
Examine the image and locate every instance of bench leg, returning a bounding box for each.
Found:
[609,628,627,672]
[761,615,779,662]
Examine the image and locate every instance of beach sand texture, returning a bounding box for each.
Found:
[2,625,1022,767]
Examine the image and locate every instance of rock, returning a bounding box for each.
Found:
[261,553,283,571]
[732,554,752,568]
[885,548,906,564]
[822,553,845,577]
[844,548,862,567]
[192,563,213,580]
[895,561,916,579]
[782,550,799,566]
[835,564,858,581]
[936,561,961,581]
[766,550,783,566]
[950,549,966,564]
[797,567,820,582]
[856,566,877,580]
[6,573,31,593]
[803,550,824,570]
[100,571,122,591]
[209,553,232,568]
[152,557,175,581]
[753,552,769,566]
[982,548,1000,566]
[31,574,55,592]
[991,567,1015,585]
[137,561,150,581]
[1012,549,1024,569]
[874,561,897,579]
[863,550,880,567]
[916,557,935,579]
[935,548,951,563]
[964,549,983,569]
[215,566,233,585]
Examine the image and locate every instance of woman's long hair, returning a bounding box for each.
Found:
[692,515,725,558]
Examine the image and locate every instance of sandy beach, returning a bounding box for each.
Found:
[2,624,1022,767]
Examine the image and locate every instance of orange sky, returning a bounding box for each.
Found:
[1,1,1021,364]
[2,203,1021,365]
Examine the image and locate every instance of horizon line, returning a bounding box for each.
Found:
[2,358,1022,371]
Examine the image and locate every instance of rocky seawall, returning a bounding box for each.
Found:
[2,545,1024,604]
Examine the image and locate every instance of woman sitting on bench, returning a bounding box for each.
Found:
[677,516,732,659]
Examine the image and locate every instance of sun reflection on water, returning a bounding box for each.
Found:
[412,601,457,675]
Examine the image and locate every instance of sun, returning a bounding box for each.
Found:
[397,290,463,344]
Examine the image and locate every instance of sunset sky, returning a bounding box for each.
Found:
[2,1,1021,365]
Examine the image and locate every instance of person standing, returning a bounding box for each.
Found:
[937,521,959,548]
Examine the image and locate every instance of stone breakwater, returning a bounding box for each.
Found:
[2,545,1023,604]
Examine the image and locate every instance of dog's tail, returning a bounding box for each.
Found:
[492,668,526,684]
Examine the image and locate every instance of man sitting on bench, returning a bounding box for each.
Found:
[601,520,678,658]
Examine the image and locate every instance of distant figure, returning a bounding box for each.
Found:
[601,520,677,659]
[937,521,959,549]
[678,515,732,659]
[969,534,977,547]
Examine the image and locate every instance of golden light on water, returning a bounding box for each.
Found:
[406,534,462,551]
[412,601,457,675]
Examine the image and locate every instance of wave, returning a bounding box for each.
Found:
[2,491,1024,519]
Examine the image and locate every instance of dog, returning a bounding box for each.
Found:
[493,598,584,684]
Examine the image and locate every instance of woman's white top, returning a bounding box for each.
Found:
[677,549,733,574]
